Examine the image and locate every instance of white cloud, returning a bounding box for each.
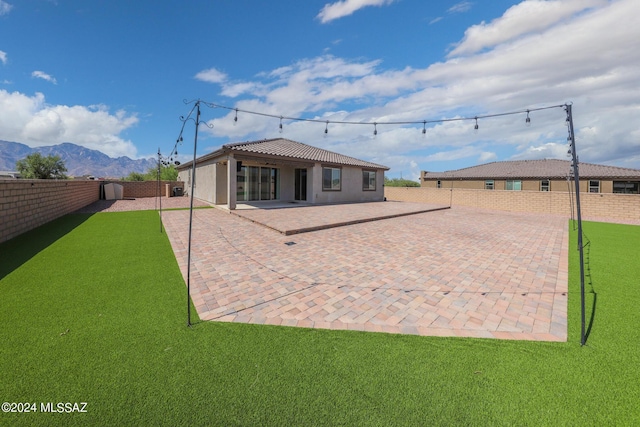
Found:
[31,70,57,84]
[448,1,473,13]
[317,0,396,24]
[0,1,12,15]
[194,67,227,84]
[429,17,443,25]
[0,90,139,158]
[478,151,497,163]
[204,0,640,172]
[449,0,607,57]
[0,50,6,65]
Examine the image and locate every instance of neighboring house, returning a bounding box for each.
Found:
[421,159,640,194]
[0,171,21,179]
[176,138,389,209]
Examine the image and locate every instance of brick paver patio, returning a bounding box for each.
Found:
[162,203,568,341]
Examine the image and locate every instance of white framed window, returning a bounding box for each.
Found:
[589,180,600,193]
[362,170,376,191]
[485,180,494,190]
[540,179,550,191]
[436,180,442,189]
[323,167,341,191]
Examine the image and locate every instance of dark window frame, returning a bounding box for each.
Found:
[613,181,639,194]
[362,170,376,191]
[322,166,342,191]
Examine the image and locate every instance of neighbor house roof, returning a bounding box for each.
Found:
[178,138,389,170]
[422,159,640,180]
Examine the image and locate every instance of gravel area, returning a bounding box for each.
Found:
[75,196,211,213]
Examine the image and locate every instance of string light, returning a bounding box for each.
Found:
[324,121,329,138]
[373,122,378,137]
[234,108,238,125]
[202,99,566,138]
[474,117,479,133]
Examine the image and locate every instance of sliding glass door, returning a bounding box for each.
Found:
[237,165,280,201]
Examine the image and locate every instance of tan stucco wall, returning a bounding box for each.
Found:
[181,157,385,207]
[312,165,384,204]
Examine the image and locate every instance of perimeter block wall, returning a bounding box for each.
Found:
[384,187,640,222]
[0,180,186,244]
[106,180,185,198]
[0,180,101,244]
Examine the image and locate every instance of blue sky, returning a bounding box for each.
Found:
[1,0,639,178]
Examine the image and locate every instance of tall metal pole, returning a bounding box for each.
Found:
[567,104,586,345]
[186,101,201,327]
[157,148,163,233]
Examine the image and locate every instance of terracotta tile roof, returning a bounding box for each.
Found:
[422,159,640,180]
[223,138,389,169]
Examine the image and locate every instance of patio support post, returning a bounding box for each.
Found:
[567,104,586,346]
[227,156,237,210]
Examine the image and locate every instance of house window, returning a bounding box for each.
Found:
[323,167,341,191]
[540,179,550,191]
[506,180,522,191]
[436,180,442,189]
[362,170,376,191]
[236,166,279,201]
[613,181,639,194]
[485,180,494,190]
[589,180,600,193]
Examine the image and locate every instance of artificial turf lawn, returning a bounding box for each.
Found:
[0,211,638,426]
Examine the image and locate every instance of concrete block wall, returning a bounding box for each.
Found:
[111,180,185,198]
[0,179,101,244]
[384,187,640,222]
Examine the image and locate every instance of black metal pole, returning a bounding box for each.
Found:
[567,104,586,345]
[186,101,201,327]
[158,148,163,233]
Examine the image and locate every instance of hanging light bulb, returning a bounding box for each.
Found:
[474,117,479,134]
[525,110,531,127]
[279,116,283,134]
[234,108,238,125]
[373,122,378,137]
[422,120,427,135]
[324,121,329,138]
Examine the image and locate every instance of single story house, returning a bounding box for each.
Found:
[176,138,389,209]
[421,159,640,194]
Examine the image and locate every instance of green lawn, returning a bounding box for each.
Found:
[0,211,638,426]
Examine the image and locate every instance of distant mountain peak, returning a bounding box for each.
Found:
[0,140,156,178]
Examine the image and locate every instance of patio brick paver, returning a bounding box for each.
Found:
[162,203,569,341]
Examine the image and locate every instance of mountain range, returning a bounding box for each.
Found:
[0,140,156,178]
